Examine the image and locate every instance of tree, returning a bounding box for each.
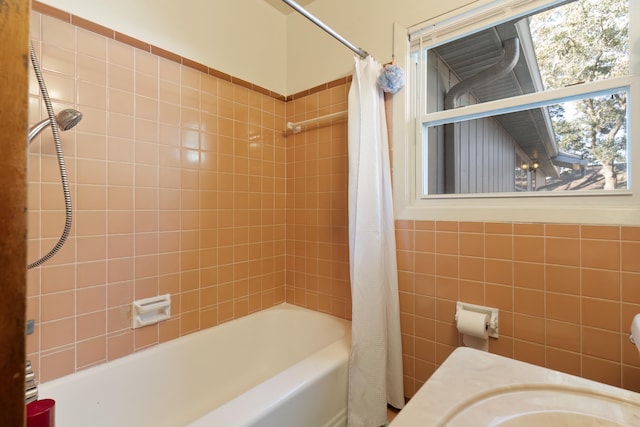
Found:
[530,0,628,190]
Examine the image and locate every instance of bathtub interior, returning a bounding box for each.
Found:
[37,303,351,427]
[189,330,351,427]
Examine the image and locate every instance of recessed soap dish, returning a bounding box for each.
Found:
[132,294,171,329]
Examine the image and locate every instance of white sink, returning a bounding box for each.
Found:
[443,385,640,426]
[390,348,640,427]
[497,412,623,427]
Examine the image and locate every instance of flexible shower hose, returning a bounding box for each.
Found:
[27,42,73,269]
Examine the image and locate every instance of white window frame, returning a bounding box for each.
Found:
[391,0,640,225]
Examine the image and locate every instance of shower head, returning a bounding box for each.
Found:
[28,108,83,143]
[55,109,83,131]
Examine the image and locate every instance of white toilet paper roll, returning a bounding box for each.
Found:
[457,309,489,338]
[457,309,489,351]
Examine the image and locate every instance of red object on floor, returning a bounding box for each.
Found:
[27,399,55,427]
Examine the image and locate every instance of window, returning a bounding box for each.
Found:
[390,0,640,224]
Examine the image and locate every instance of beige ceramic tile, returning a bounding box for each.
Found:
[76,336,107,369]
[40,348,75,382]
[485,234,513,260]
[581,239,620,270]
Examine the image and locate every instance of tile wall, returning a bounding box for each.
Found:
[284,84,352,319]
[27,3,640,402]
[27,7,288,382]
[289,94,640,398]
[394,222,640,397]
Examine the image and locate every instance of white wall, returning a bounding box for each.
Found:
[38,0,480,95]
[38,0,289,95]
[285,0,480,94]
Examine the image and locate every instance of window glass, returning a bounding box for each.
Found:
[530,0,629,90]
[422,90,628,194]
[414,0,630,196]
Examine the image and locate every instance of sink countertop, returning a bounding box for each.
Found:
[390,347,640,426]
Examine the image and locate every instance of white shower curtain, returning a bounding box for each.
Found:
[347,56,405,427]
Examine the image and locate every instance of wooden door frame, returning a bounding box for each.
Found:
[0,0,30,425]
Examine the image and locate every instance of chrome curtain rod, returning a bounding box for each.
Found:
[281,0,369,59]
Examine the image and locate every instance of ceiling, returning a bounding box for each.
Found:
[264,0,315,15]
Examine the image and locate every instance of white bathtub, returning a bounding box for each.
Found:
[38,303,351,427]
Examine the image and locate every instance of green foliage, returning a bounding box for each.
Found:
[531,0,628,88]
[530,0,628,169]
